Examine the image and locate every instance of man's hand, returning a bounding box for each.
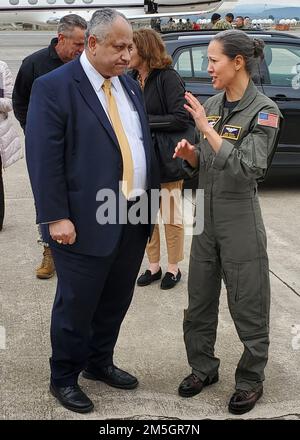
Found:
[49,219,76,245]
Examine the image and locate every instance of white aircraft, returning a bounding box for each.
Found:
[0,1,236,25]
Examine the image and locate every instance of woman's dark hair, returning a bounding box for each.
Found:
[133,28,172,70]
[211,30,265,74]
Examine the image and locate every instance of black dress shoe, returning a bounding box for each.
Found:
[137,268,162,286]
[82,365,138,390]
[50,383,94,413]
[228,386,263,415]
[178,372,219,397]
[160,269,181,290]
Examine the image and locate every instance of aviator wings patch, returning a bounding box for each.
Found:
[220,125,242,140]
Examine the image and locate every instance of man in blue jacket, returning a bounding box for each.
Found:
[26,8,159,413]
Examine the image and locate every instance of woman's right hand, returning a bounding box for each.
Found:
[173,139,198,168]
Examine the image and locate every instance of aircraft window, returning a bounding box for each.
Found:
[9,0,19,5]
[83,0,94,3]
[64,0,76,4]
[28,0,38,5]
[47,0,57,4]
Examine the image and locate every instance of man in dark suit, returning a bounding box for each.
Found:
[25,8,159,413]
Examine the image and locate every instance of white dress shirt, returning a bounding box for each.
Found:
[80,51,147,197]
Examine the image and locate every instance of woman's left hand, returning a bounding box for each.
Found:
[184,92,210,135]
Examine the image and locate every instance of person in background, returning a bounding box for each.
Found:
[186,18,193,31]
[225,13,234,25]
[13,14,87,279]
[150,17,161,32]
[0,60,22,231]
[177,18,185,31]
[166,17,176,31]
[129,28,192,290]
[235,16,245,29]
[213,18,233,30]
[174,30,282,415]
[244,17,252,29]
[209,13,221,29]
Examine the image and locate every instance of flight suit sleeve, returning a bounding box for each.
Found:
[182,148,200,178]
[212,106,282,180]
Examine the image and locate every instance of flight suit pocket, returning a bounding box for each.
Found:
[223,260,268,326]
[240,133,268,169]
[222,262,239,305]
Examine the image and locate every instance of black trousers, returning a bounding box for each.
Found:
[0,157,4,230]
[49,221,148,387]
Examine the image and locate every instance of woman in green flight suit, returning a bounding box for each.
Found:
[174,30,282,415]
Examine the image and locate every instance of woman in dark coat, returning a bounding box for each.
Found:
[129,28,193,290]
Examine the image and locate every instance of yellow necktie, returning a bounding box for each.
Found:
[102,79,134,199]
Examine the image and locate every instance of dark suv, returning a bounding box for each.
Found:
[162,30,300,173]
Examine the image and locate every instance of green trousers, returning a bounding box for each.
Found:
[184,193,270,391]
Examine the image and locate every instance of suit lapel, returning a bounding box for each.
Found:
[72,59,119,148]
[72,60,151,176]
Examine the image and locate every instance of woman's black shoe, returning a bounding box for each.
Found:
[137,268,162,286]
[160,269,181,290]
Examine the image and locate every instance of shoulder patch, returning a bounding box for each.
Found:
[258,112,279,128]
[204,116,221,139]
[207,115,221,128]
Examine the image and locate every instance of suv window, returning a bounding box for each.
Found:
[263,44,300,87]
[173,44,262,84]
[173,45,210,81]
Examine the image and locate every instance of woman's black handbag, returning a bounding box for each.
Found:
[153,71,196,183]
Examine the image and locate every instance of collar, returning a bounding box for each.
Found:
[217,80,259,114]
[80,51,120,93]
[49,37,60,60]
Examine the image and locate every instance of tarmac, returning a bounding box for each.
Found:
[0,31,300,421]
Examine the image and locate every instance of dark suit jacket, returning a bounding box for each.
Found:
[25,58,159,257]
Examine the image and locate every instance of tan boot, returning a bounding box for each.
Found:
[36,246,56,279]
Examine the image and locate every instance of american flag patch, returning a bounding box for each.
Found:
[258,112,279,128]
